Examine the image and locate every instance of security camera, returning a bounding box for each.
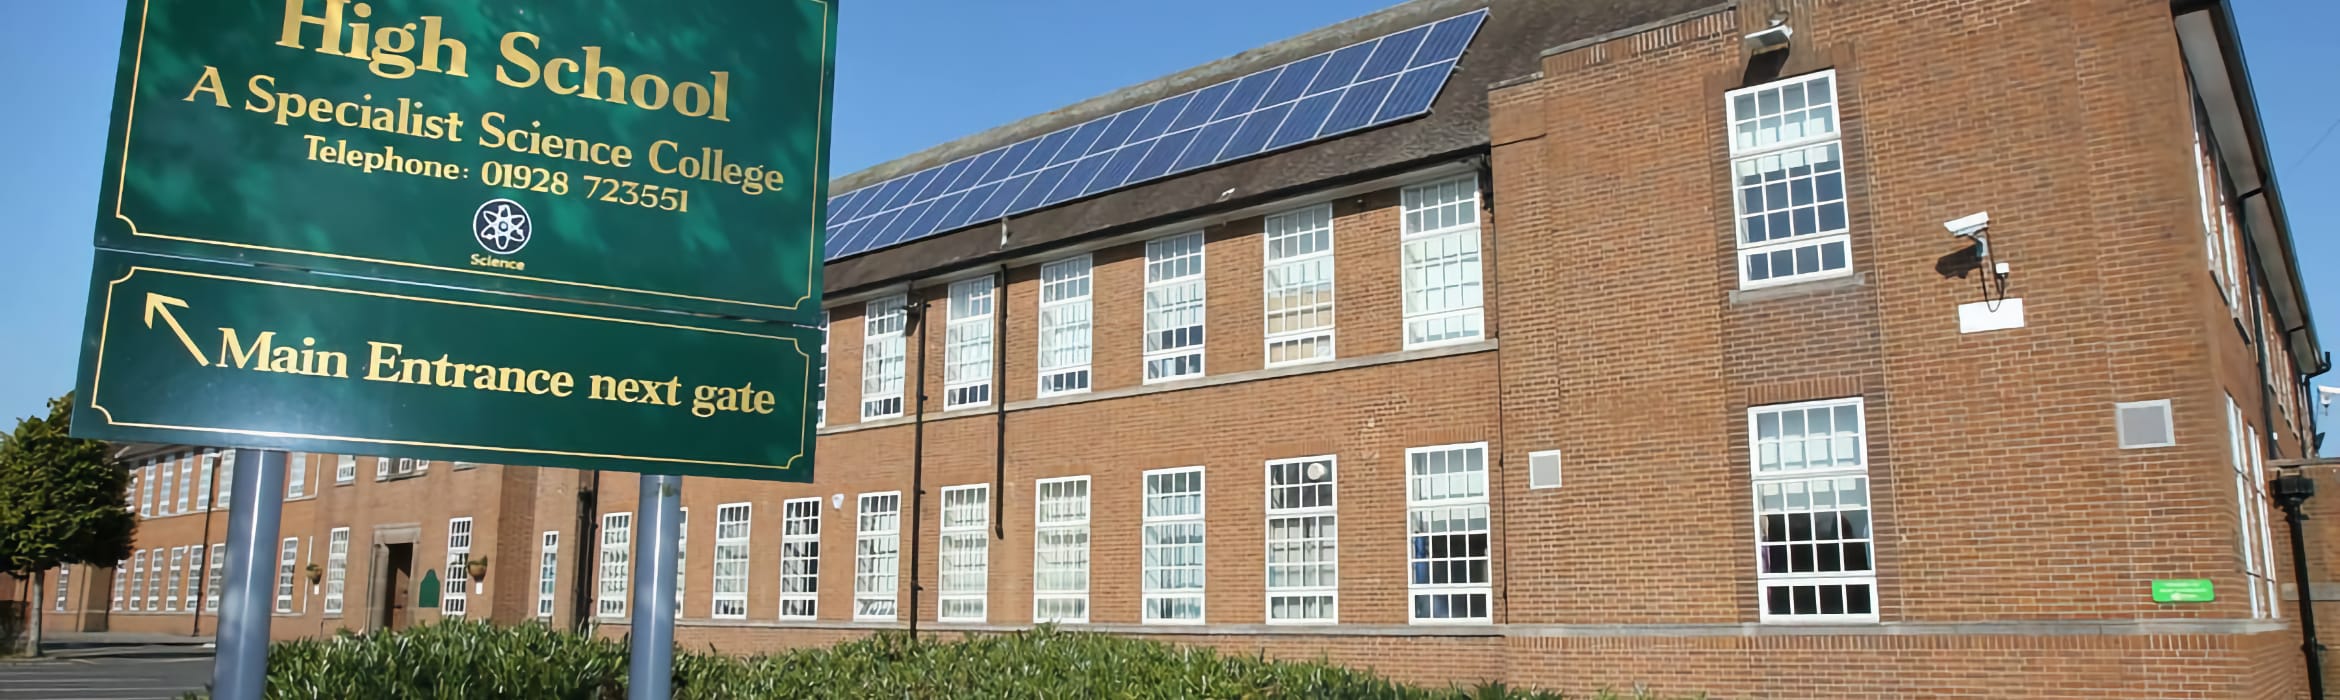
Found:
[1945,212,1991,239]
[2319,386,2339,412]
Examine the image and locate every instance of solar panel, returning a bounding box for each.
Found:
[823,8,1489,261]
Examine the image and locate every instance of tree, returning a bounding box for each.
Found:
[0,392,134,657]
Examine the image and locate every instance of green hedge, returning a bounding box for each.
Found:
[239,622,1691,700]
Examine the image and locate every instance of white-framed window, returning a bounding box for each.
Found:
[184,546,204,611]
[1038,255,1094,396]
[275,538,298,614]
[204,544,225,613]
[2194,108,2244,305]
[380,457,427,481]
[944,276,996,409]
[939,484,990,622]
[213,450,233,505]
[854,492,902,620]
[129,550,146,611]
[861,295,909,420]
[175,452,193,514]
[336,455,356,485]
[1143,231,1207,382]
[112,559,126,611]
[1034,476,1091,623]
[1266,456,1338,623]
[2232,396,2280,618]
[146,548,165,611]
[676,508,688,616]
[713,502,751,619]
[537,531,560,619]
[1142,467,1207,623]
[779,498,821,619]
[443,517,472,617]
[323,528,349,614]
[1751,398,1877,622]
[598,512,632,618]
[157,460,174,516]
[164,547,183,612]
[54,566,68,612]
[286,455,308,499]
[1400,176,1485,347]
[1728,71,1850,288]
[816,311,830,427]
[194,452,214,511]
[1406,443,1491,623]
[1264,204,1336,366]
[140,462,155,518]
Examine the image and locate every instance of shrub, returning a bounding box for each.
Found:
[237,622,1693,700]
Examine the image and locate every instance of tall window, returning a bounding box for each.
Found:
[287,455,308,499]
[195,452,214,511]
[129,550,146,611]
[939,485,990,622]
[1143,232,1207,382]
[204,544,225,613]
[336,455,356,485]
[54,566,69,612]
[112,559,126,611]
[943,276,996,409]
[676,508,688,616]
[2233,396,2279,618]
[1038,255,1094,396]
[164,547,183,612]
[184,547,205,611]
[713,503,752,619]
[1407,443,1490,623]
[538,531,560,619]
[598,512,632,618]
[1751,398,1876,621]
[2195,111,2243,305]
[854,492,902,620]
[779,498,821,619]
[157,460,174,516]
[442,518,472,617]
[1033,476,1091,623]
[1266,456,1338,623]
[323,528,349,614]
[175,452,193,513]
[816,311,830,426]
[1727,71,1849,288]
[861,295,909,420]
[1401,177,1485,347]
[140,462,155,518]
[1264,204,1336,365]
[146,548,164,610]
[213,450,233,505]
[1142,467,1206,623]
[275,538,298,614]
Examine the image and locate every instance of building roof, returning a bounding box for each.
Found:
[821,0,1727,295]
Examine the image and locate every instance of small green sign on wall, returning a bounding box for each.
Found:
[2152,579,2215,603]
[419,570,442,610]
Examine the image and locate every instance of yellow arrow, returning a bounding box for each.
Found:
[142,293,210,366]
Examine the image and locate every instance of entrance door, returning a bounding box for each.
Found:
[378,543,413,631]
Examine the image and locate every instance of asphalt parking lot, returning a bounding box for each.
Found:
[0,648,212,700]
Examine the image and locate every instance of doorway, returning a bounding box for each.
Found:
[377,543,413,631]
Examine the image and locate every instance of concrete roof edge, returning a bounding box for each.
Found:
[1536,1,1735,59]
[829,0,1489,192]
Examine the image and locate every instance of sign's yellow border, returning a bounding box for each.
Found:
[89,265,814,472]
[110,0,833,316]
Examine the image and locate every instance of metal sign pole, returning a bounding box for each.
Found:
[210,449,286,700]
[628,474,682,699]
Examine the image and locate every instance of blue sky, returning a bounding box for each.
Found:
[0,1,2333,446]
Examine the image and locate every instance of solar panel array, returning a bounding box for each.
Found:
[823,9,1490,261]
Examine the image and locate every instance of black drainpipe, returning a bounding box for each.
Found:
[193,451,214,637]
[992,248,1011,540]
[572,470,599,633]
[2248,237,2325,698]
[907,285,929,638]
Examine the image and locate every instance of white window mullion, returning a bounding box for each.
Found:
[163,548,183,612]
[1406,443,1490,623]
[112,558,126,611]
[1750,398,1877,623]
[939,485,991,623]
[861,296,909,420]
[274,538,298,614]
[1266,456,1338,623]
[1143,232,1207,382]
[194,452,214,511]
[1727,71,1850,288]
[537,531,561,619]
[854,492,903,620]
[1038,256,1094,396]
[944,276,997,410]
[1034,476,1091,623]
[443,517,472,617]
[129,550,146,611]
[676,508,688,617]
[1400,177,1485,348]
[1142,467,1206,624]
[779,498,821,619]
[599,512,632,618]
[713,503,752,619]
[286,455,308,499]
[816,311,831,426]
[323,528,349,614]
[1264,204,1336,366]
[336,455,357,485]
[204,544,224,613]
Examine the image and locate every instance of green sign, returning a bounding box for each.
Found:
[92,0,835,323]
[2151,579,2216,603]
[419,570,440,609]
[72,251,818,481]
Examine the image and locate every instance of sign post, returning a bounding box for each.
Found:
[71,1,838,697]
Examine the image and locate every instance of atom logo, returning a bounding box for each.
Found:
[473,198,532,255]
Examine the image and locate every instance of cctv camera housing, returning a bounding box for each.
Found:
[1945,212,1990,238]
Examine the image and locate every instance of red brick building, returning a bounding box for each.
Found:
[37,0,2338,696]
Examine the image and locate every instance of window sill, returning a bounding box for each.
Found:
[1729,271,1866,304]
